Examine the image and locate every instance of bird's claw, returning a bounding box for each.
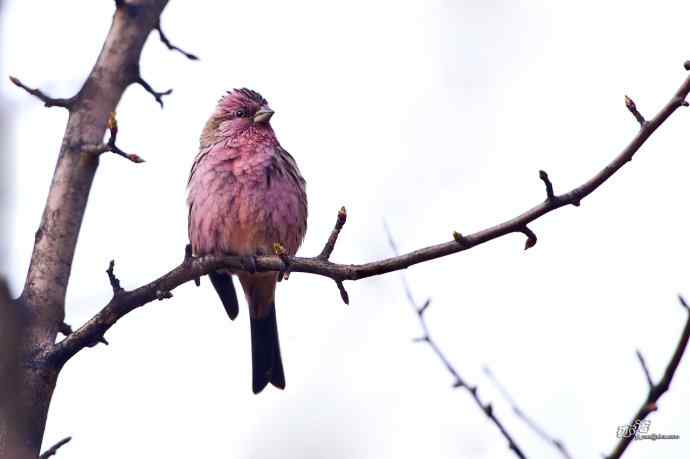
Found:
[242,255,258,274]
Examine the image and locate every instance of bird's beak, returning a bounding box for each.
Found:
[254,106,274,124]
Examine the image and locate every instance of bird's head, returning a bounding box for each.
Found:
[211,88,275,139]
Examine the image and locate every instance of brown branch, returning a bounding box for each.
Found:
[385,228,527,459]
[134,75,172,108]
[9,3,170,455]
[155,21,198,60]
[606,296,690,459]
[538,170,555,202]
[46,63,690,367]
[83,112,145,163]
[8,76,74,108]
[318,206,347,260]
[624,95,647,127]
[39,436,71,459]
[483,367,573,459]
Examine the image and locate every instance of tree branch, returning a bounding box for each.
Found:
[83,112,145,163]
[47,63,690,367]
[483,367,573,459]
[385,228,527,459]
[606,296,690,459]
[155,21,198,60]
[39,436,71,459]
[8,76,74,108]
[134,75,172,108]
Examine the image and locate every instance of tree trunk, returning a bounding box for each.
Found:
[0,3,168,457]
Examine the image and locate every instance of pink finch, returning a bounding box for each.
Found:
[187,89,308,393]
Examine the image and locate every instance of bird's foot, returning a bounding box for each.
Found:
[241,255,258,274]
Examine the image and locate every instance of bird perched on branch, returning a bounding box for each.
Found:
[187,88,308,393]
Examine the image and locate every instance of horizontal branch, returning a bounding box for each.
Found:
[606,297,690,459]
[47,62,690,366]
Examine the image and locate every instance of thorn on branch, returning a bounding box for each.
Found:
[520,226,537,250]
[9,76,73,108]
[539,170,556,202]
[684,60,690,71]
[319,206,347,260]
[135,76,172,108]
[86,335,109,347]
[624,95,647,127]
[636,349,654,389]
[39,436,72,459]
[106,260,124,296]
[156,22,199,60]
[679,294,689,310]
[335,280,349,305]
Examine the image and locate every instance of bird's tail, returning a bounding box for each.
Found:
[249,304,285,394]
[209,271,239,320]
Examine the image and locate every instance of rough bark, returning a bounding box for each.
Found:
[0,3,168,457]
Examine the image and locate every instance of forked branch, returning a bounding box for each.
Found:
[47,62,690,367]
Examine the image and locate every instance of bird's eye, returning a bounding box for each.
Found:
[235,109,246,118]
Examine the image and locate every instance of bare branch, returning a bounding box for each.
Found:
[83,112,145,163]
[46,63,690,368]
[538,170,556,202]
[624,95,647,127]
[106,260,124,296]
[606,298,690,458]
[155,21,199,60]
[318,206,347,260]
[483,367,573,459]
[134,76,172,108]
[9,76,73,108]
[635,349,654,390]
[39,436,71,459]
[385,228,527,459]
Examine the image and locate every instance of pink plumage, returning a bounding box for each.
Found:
[187,88,307,393]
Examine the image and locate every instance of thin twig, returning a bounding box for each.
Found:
[318,206,347,260]
[155,21,199,60]
[606,296,690,458]
[83,112,145,163]
[635,349,654,390]
[134,76,172,108]
[624,95,647,127]
[385,227,528,459]
[39,436,72,459]
[483,366,573,459]
[539,170,556,202]
[9,76,74,108]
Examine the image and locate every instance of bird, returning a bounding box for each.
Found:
[187,88,307,393]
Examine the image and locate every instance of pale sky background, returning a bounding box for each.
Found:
[2,1,690,458]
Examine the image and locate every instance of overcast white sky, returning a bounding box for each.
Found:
[3,1,690,458]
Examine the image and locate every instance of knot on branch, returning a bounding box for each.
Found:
[9,76,74,108]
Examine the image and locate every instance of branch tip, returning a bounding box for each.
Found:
[319,206,348,260]
[635,349,654,389]
[624,94,647,127]
[106,260,124,295]
[539,170,556,201]
[9,75,73,108]
[135,76,172,108]
[156,22,199,61]
[520,227,537,250]
[335,280,349,304]
[39,436,72,459]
